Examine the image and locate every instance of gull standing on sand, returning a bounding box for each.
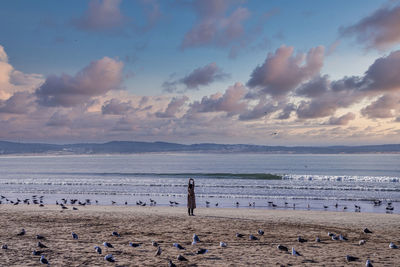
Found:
[71,232,78,240]
[389,242,398,249]
[155,246,162,256]
[315,236,321,242]
[346,255,359,262]
[193,233,200,243]
[196,248,208,254]
[363,228,373,234]
[177,254,188,261]
[103,242,113,248]
[129,242,141,247]
[168,260,177,267]
[258,229,264,235]
[291,247,301,256]
[277,245,288,252]
[94,246,102,254]
[249,234,258,240]
[173,243,185,250]
[37,242,47,248]
[112,231,120,237]
[366,259,373,267]
[17,229,25,236]
[1,244,7,249]
[40,255,49,265]
[104,254,115,262]
[219,242,227,247]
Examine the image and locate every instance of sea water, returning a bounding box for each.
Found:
[0,153,399,214]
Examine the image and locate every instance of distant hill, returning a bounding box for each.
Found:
[0,140,399,155]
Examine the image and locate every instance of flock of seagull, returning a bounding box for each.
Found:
[0,194,395,214]
[0,194,398,266]
[1,220,399,266]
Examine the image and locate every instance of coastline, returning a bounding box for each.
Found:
[1,205,399,266]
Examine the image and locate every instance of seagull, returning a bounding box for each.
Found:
[236,233,244,238]
[359,240,366,245]
[36,234,45,240]
[249,234,258,240]
[363,228,373,234]
[103,242,113,248]
[129,242,141,247]
[297,236,307,243]
[277,244,288,252]
[291,247,301,256]
[339,234,348,241]
[177,254,188,261]
[37,242,47,248]
[104,254,115,262]
[72,207,78,210]
[331,235,339,241]
[40,255,49,265]
[327,232,335,237]
[152,241,158,247]
[366,259,373,267]
[168,260,177,267]
[258,230,264,235]
[346,255,359,262]
[315,236,321,242]
[1,244,7,249]
[155,246,162,256]
[389,242,398,249]
[71,232,78,240]
[94,246,102,254]
[17,228,26,236]
[196,248,208,254]
[32,250,43,255]
[193,234,200,242]
[173,243,185,250]
[219,242,227,247]
[112,231,121,237]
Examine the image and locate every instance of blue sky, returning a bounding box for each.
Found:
[0,0,400,145]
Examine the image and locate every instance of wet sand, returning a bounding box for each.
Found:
[0,204,399,266]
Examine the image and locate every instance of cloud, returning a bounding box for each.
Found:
[0,45,44,100]
[189,82,248,115]
[296,75,330,98]
[163,62,229,92]
[46,111,72,127]
[339,3,400,50]
[73,0,126,32]
[361,94,400,119]
[181,0,250,49]
[238,97,281,121]
[362,50,400,92]
[35,57,123,107]
[247,45,324,97]
[102,98,133,115]
[0,91,34,114]
[326,112,356,125]
[155,95,189,118]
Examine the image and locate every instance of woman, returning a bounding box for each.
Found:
[187,178,196,216]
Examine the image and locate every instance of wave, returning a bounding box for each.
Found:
[283,174,400,183]
[3,172,283,180]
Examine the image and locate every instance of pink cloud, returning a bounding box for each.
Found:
[74,0,126,32]
[340,3,400,50]
[247,45,324,97]
[36,57,123,107]
[181,0,250,49]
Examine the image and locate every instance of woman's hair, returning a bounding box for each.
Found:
[188,178,194,188]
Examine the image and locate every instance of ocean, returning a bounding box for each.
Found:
[0,153,399,214]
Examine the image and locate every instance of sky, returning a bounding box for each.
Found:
[1,0,400,145]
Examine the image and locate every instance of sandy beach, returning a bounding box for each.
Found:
[0,205,399,266]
